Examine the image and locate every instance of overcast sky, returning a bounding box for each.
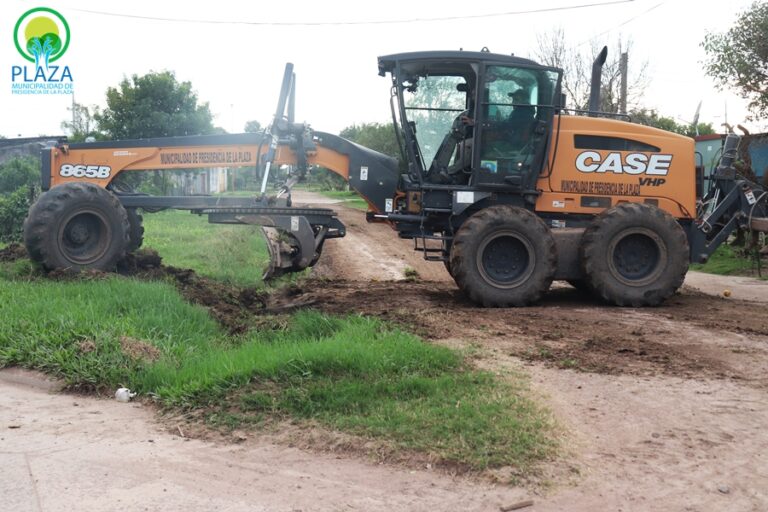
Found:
[0,0,761,138]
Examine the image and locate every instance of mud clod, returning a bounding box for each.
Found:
[120,336,161,362]
[0,243,27,262]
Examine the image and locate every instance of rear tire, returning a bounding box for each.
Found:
[581,202,689,306]
[24,183,130,271]
[450,205,556,307]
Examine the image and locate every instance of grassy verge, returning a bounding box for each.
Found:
[317,190,369,210]
[0,211,557,473]
[0,267,555,471]
[141,312,554,470]
[142,209,270,285]
[302,188,369,211]
[691,243,766,278]
[0,275,221,387]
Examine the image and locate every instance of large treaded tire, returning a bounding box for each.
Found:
[126,208,144,252]
[23,183,130,271]
[450,205,557,307]
[580,202,689,306]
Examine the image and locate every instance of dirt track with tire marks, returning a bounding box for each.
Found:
[4,191,767,510]
[286,191,768,510]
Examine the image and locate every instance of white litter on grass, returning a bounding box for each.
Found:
[115,388,137,402]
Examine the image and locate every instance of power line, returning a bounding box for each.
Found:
[577,0,667,45]
[66,0,635,26]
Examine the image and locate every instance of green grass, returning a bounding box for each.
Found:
[310,189,369,211]
[691,243,766,278]
[0,271,555,470]
[0,276,222,388]
[0,210,557,472]
[142,209,271,285]
[140,312,554,470]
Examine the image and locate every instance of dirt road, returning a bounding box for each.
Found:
[2,191,767,511]
[285,192,768,510]
[0,369,532,512]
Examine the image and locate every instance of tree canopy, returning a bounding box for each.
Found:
[630,109,714,137]
[340,122,403,169]
[703,1,768,120]
[95,71,215,139]
[534,30,648,113]
[244,120,263,133]
[61,102,101,142]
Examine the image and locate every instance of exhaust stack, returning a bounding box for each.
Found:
[588,46,608,117]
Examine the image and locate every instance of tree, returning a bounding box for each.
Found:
[303,122,404,190]
[703,1,768,120]
[61,102,102,142]
[534,29,648,113]
[630,109,715,137]
[244,120,262,133]
[340,122,403,169]
[95,71,215,139]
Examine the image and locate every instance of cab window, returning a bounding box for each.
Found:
[402,75,468,170]
[477,66,558,185]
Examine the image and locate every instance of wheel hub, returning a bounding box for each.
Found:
[67,221,91,245]
[58,211,110,265]
[477,231,535,288]
[608,228,666,286]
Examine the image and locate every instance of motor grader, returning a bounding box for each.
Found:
[23,49,768,306]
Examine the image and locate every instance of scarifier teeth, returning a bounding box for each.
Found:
[261,227,307,281]
[261,227,283,281]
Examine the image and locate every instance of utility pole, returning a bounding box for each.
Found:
[619,52,628,115]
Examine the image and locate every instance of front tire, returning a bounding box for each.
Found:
[24,183,130,271]
[126,208,144,252]
[580,202,689,306]
[450,205,557,307]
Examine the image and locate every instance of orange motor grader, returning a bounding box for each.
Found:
[24,49,768,306]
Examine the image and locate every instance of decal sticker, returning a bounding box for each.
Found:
[552,200,565,208]
[59,164,111,179]
[561,180,640,196]
[385,198,393,212]
[291,216,299,232]
[480,160,498,173]
[360,166,368,181]
[575,151,672,176]
[456,191,475,204]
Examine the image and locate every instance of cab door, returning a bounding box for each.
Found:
[474,64,559,189]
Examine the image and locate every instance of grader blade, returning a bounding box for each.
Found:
[261,226,300,280]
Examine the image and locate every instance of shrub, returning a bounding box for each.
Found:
[0,156,39,193]
[0,187,35,243]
